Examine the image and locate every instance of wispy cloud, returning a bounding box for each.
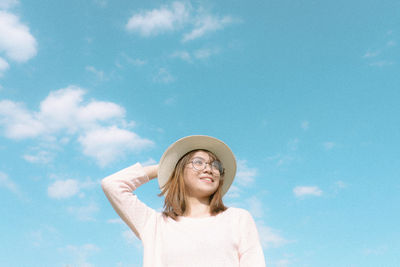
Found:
[28,225,60,248]
[363,32,397,67]
[257,221,289,249]
[107,218,124,224]
[153,68,175,83]
[86,65,106,81]
[0,0,19,9]
[275,259,291,267]
[0,56,9,76]
[67,202,99,221]
[92,0,107,8]
[59,243,100,267]
[363,50,380,58]
[125,2,234,42]
[224,184,241,199]
[0,171,22,197]
[235,159,257,187]
[126,2,189,36]
[171,50,192,62]
[246,196,265,218]
[363,245,388,256]
[122,230,143,250]
[293,186,323,197]
[368,61,394,67]
[182,14,233,42]
[0,86,154,166]
[171,47,219,62]
[140,158,157,166]
[23,149,53,164]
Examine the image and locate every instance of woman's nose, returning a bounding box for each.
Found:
[203,163,213,173]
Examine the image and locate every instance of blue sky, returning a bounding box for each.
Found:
[1,0,400,266]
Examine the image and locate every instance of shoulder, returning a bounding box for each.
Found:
[223,207,254,220]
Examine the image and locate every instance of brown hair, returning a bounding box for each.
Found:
[159,149,227,220]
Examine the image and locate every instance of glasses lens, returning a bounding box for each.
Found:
[211,161,223,174]
[192,158,205,171]
[191,158,223,175]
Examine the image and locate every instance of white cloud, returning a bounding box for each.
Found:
[23,150,53,164]
[0,56,9,76]
[171,48,218,62]
[126,2,189,36]
[0,86,153,166]
[0,11,37,62]
[363,50,380,58]
[92,0,106,8]
[363,245,388,255]
[67,202,99,221]
[293,186,323,197]
[369,61,394,67]
[107,218,124,224]
[193,47,219,59]
[48,179,80,199]
[122,230,142,250]
[0,100,45,139]
[235,159,257,186]
[267,153,294,167]
[60,243,100,267]
[257,221,289,249]
[125,2,234,42]
[275,259,291,267]
[0,0,18,9]
[171,50,192,62]
[85,66,106,81]
[153,68,175,83]
[182,14,233,42]
[0,171,22,197]
[79,126,153,167]
[246,196,264,218]
[224,184,241,199]
[140,158,157,166]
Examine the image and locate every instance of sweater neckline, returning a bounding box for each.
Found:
[177,207,230,221]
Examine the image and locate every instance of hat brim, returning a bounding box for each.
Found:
[158,135,236,196]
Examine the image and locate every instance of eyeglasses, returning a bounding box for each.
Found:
[189,157,224,176]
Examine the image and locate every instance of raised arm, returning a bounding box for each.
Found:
[101,163,159,240]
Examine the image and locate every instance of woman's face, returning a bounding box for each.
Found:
[183,150,221,199]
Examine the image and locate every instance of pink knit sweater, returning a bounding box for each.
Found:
[102,163,266,267]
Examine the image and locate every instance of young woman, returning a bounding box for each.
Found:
[102,135,266,267]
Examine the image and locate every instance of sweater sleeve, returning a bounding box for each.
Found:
[101,162,157,240]
[238,210,266,267]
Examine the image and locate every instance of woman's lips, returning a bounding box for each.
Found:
[199,177,214,183]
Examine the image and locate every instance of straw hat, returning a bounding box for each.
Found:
[158,135,237,196]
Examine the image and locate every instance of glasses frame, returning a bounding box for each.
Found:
[188,157,224,176]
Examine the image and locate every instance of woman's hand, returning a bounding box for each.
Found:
[143,164,159,180]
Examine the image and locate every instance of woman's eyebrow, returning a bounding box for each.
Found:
[191,156,206,160]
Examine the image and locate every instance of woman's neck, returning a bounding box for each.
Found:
[185,196,211,218]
